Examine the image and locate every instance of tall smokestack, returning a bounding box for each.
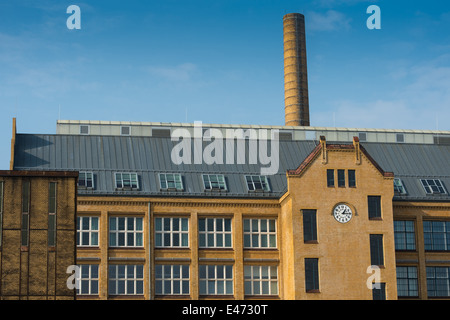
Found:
[283,13,310,126]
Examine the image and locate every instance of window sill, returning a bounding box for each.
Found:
[306,289,320,293]
[304,240,319,244]
[369,217,383,221]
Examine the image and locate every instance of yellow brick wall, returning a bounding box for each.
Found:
[0,174,77,300]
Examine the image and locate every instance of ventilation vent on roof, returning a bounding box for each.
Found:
[121,126,131,135]
[434,135,450,145]
[80,125,89,135]
[152,128,171,138]
[396,133,405,143]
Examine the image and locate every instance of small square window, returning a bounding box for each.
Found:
[121,126,131,135]
[396,133,404,143]
[358,132,367,142]
[80,125,89,135]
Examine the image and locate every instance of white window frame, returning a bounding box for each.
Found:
[109,217,144,248]
[243,218,277,249]
[155,264,190,295]
[420,179,446,194]
[77,216,99,247]
[76,264,99,296]
[108,264,144,295]
[155,217,189,248]
[244,265,278,296]
[394,178,407,195]
[202,174,227,191]
[245,175,270,192]
[198,218,232,248]
[159,173,184,191]
[199,265,233,295]
[114,172,139,190]
[78,171,94,189]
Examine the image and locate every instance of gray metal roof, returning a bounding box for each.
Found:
[13,134,450,201]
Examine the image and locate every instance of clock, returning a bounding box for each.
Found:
[333,203,353,223]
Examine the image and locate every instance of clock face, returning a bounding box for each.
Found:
[333,203,353,223]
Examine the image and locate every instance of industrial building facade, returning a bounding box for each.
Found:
[9,119,450,300]
[3,12,450,301]
[0,170,78,300]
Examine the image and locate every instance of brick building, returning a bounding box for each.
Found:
[9,120,450,300]
[4,13,450,300]
[0,170,78,300]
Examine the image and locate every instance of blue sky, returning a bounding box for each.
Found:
[0,0,449,169]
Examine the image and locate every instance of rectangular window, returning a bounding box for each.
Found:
[370,234,384,266]
[302,210,317,243]
[155,217,189,247]
[0,181,3,248]
[337,170,345,187]
[76,264,99,296]
[348,170,356,187]
[243,219,277,248]
[372,283,386,300]
[79,125,89,135]
[305,258,319,292]
[202,174,227,191]
[114,172,139,190]
[427,267,450,297]
[397,266,418,297]
[394,178,407,195]
[199,218,232,248]
[77,216,99,247]
[420,179,446,195]
[78,172,94,189]
[245,175,270,192]
[423,221,450,251]
[159,173,183,191]
[121,126,131,135]
[326,169,334,187]
[108,265,144,295]
[48,182,57,247]
[109,217,143,247]
[21,180,30,247]
[394,221,416,251]
[244,265,278,296]
[368,196,382,219]
[199,265,233,295]
[155,265,190,295]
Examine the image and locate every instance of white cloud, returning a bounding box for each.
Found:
[313,55,450,130]
[146,63,198,82]
[306,10,352,32]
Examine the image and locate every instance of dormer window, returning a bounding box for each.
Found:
[394,178,407,195]
[115,172,139,190]
[420,179,446,194]
[245,175,270,192]
[202,174,227,191]
[159,173,183,191]
[78,171,94,189]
